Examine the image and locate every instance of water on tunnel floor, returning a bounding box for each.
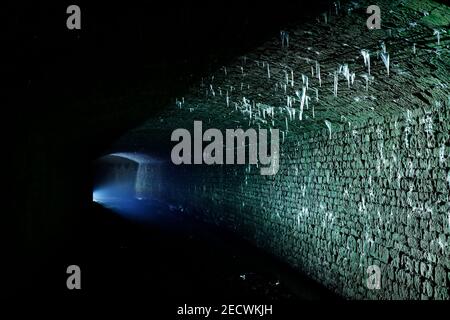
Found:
[27,196,340,305]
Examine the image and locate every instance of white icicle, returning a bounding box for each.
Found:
[291,70,294,87]
[340,64,351,88]
[299,86,306,120]
[361,49,371,75]
[381,52,390,76]
[413,43,416,54]
[361,74,373,91]
[380,41,386,54]
[302,74,309,91]
[333,71,338,97]
[325,120,332,139]
[434,30,441,45]
[267,63,271,79]
[316,62,322,87]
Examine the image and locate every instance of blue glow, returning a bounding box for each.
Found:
[93,152,167,222]
[93,184,158,222]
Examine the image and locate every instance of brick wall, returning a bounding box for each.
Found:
[145,102,450,299]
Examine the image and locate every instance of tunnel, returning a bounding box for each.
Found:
[9,0,450,309]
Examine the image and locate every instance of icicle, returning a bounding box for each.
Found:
[434,30,441,45]
[241,66,244,76]
[340,64,351,88]
[380,41,386,54]
[302,74,309,91]
[315,88,319,101]
[210,84,216,96]
[285,117,289,132]
[413,43,416,54]
[291,70,294,87]
[296,87,306,120]
[351,73,356,86]
[361,74,373,91]
[316,62,322,87]
[226,91,229,107]
[361,50,371,75]
[267,63,271,79]
[325,120,332,140]
[333,71,338,97]
[322,12,328,24]
[381,52,390,76]
[287,96,292,108]
[287,107,292,121]
[223,66,227,76]
[280,31,289,48]
[311,66,314,77]
[282,131,285,143]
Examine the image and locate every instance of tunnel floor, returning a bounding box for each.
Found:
[28,198,341,305]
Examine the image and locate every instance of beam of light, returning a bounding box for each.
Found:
[93,152,166,223]
[93,183,158,222]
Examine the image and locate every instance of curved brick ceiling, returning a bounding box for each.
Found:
[115,0,449,153]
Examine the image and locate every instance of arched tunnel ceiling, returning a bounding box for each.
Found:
[114,0,449,154]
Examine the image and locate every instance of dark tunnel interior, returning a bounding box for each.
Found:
[7,0,450,311]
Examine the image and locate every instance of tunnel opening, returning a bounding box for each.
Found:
[92,152,166,221]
